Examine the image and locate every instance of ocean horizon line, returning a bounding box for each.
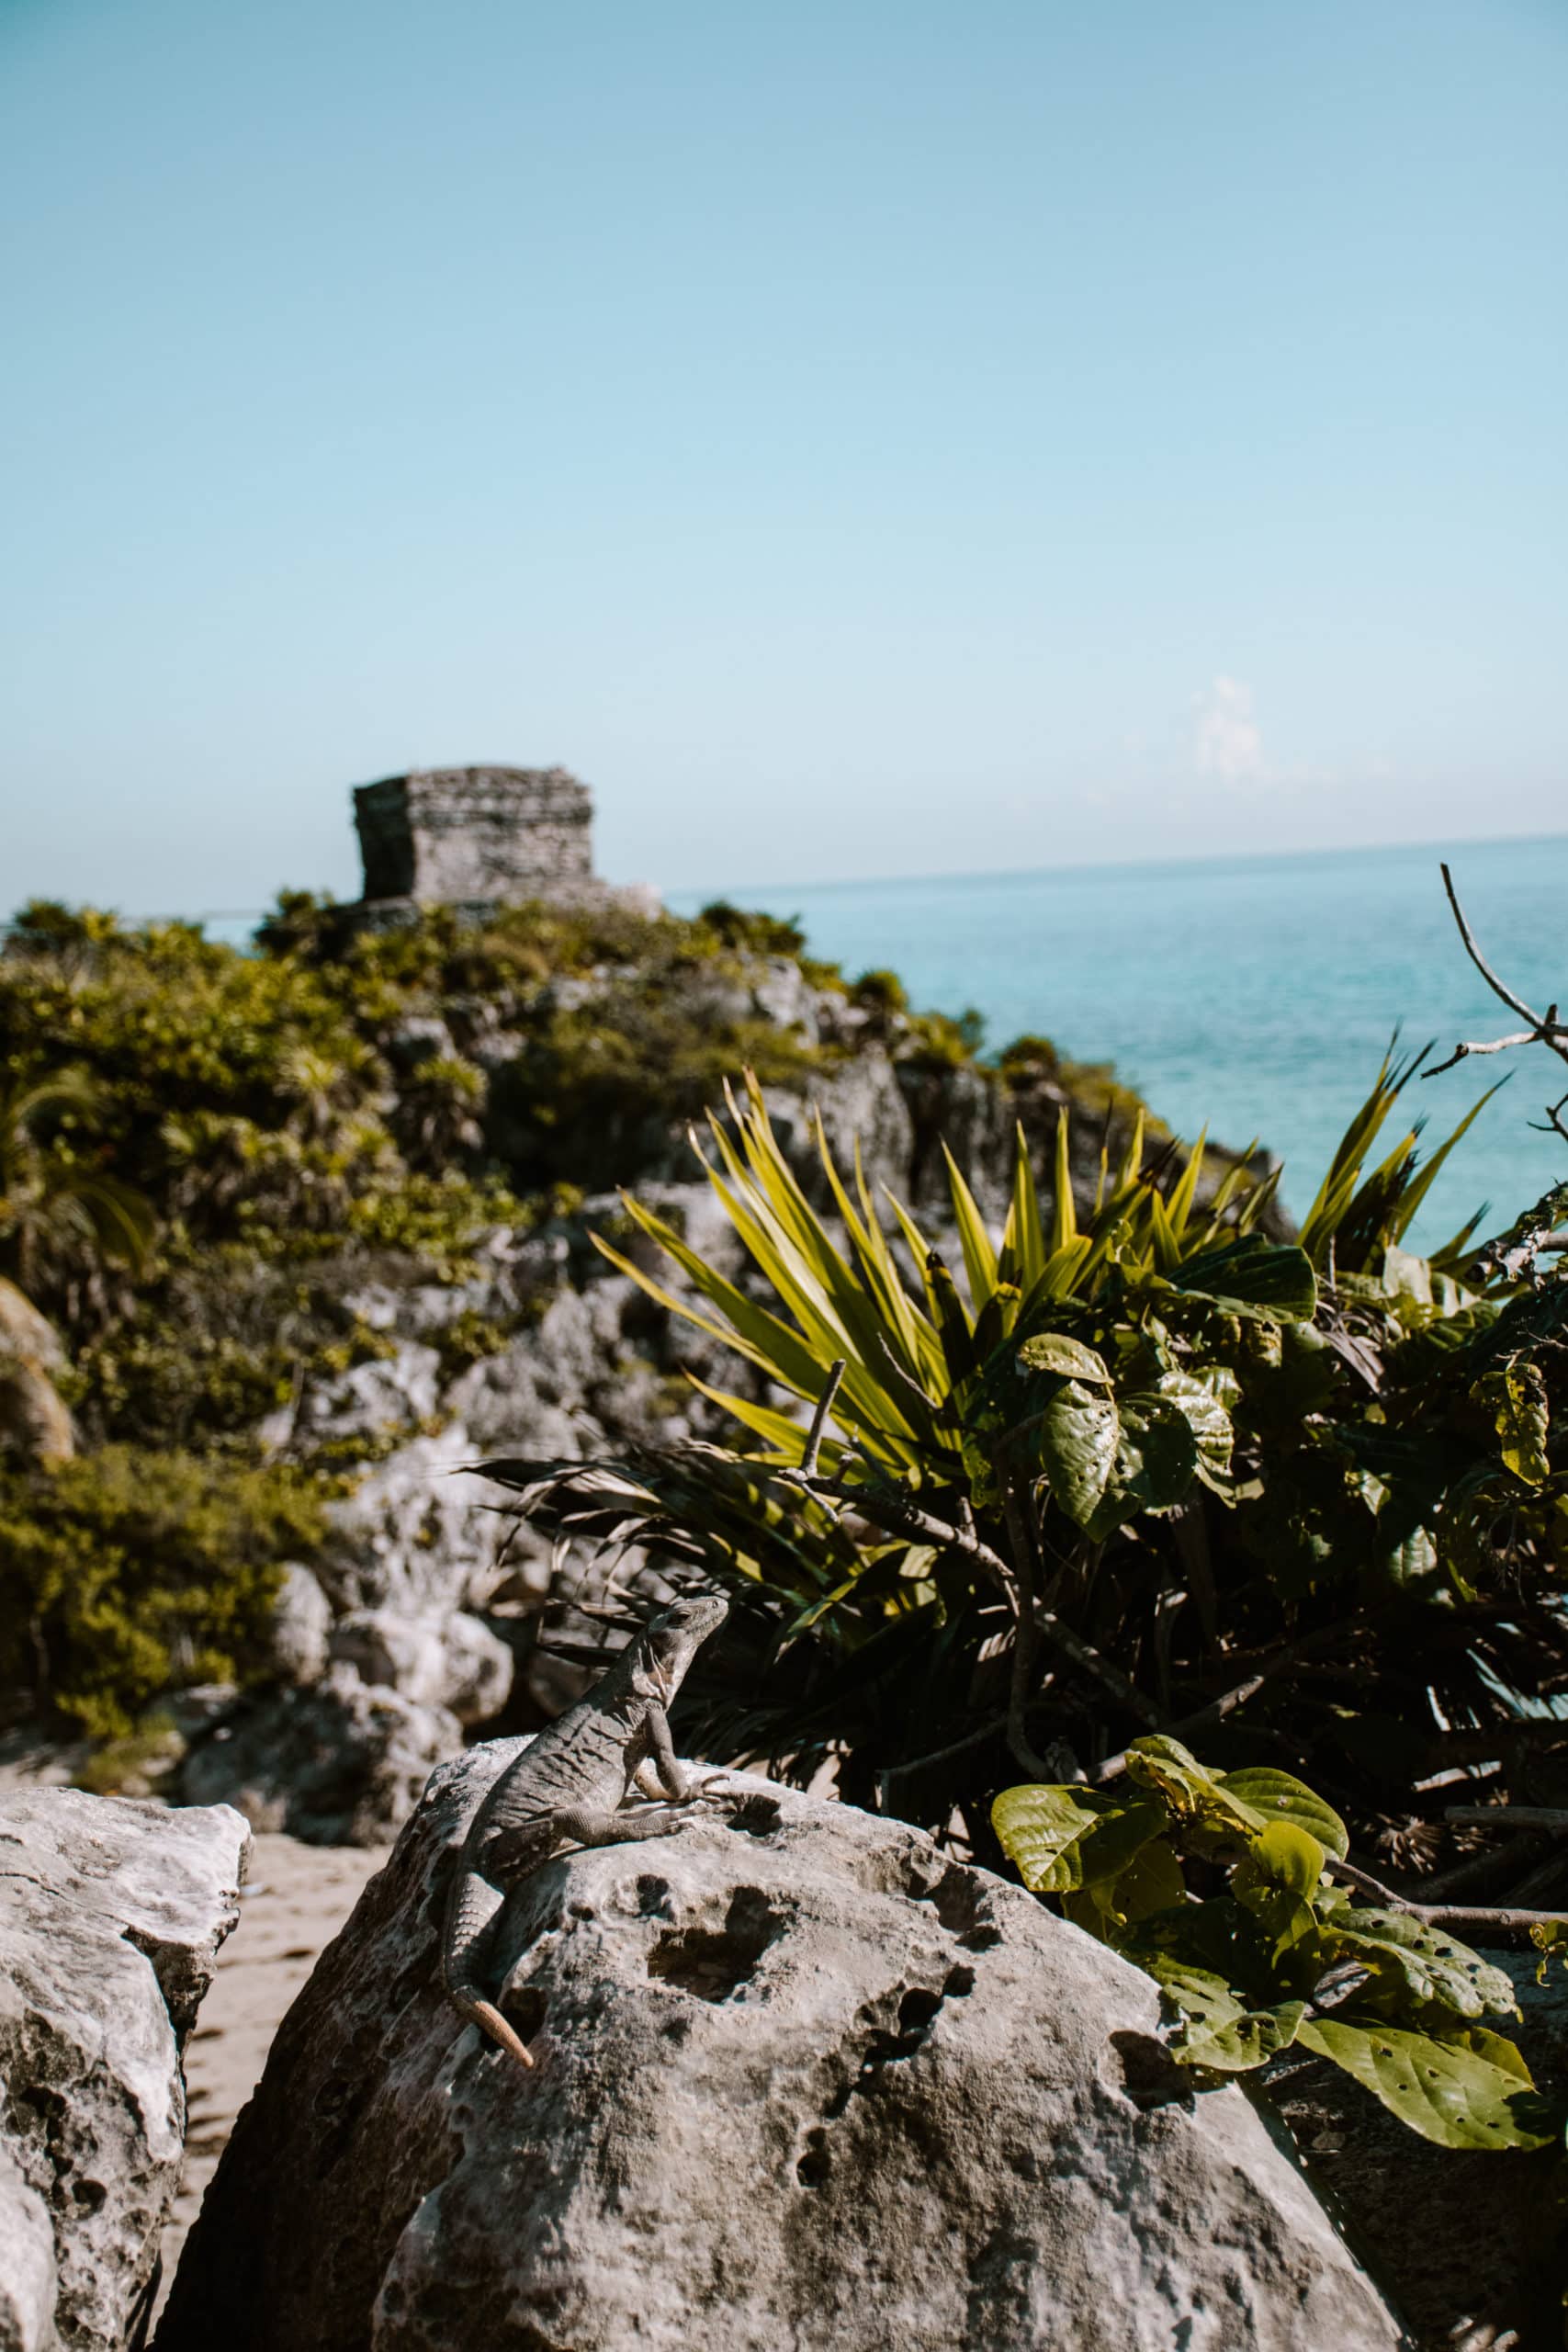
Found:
[662,823,1568,907]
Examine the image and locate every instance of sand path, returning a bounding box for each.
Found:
[157,1833,389,2305]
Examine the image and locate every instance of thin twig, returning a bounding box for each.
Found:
[1325,1853,1564,1934]
[1438,861,1560,1035]
[800,1358,847,1477]
[1091,1623,1355,1783]
[1446,1804,1568,1832]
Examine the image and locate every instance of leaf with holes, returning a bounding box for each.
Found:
[1036,1379,1120,1526]
[1296,2018,1551,2150]
[1016,1332,1111,1385]
[1471,1358,1551,1487]
[1323,1910,1517,2022]
[1180,1999,1307,2073]
[1084,1395,1200,1542]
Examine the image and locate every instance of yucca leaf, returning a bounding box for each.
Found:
[942,1142,999,1309]
[1049,1111,1077,1255]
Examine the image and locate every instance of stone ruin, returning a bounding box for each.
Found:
[351,765,648,924]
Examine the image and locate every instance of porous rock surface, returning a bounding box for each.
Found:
[157,1754,1399,2352]
[0,1787,249,2352]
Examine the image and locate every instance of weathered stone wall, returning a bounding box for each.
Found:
[354,767,595,907]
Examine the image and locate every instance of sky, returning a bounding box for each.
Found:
[3,0,1566,910]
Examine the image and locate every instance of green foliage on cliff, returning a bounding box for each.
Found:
[4,886,1097,1735]
[0,1445,332,1737]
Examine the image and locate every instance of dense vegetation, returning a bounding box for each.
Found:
[0,889,1124,1734]
[477,1043,1568,2149]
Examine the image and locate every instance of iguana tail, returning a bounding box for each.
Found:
[452,1987,536,2071]
[442,1868,536,2070]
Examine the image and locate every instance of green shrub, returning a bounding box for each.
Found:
[0,1446,333,1737]
[993,1737,1551,2150]
[475,1058,1568,1863]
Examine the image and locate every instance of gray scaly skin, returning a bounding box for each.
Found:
[442,1592,730,2069]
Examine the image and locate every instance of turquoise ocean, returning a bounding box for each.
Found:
[669,834,1568,1255]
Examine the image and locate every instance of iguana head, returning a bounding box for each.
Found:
[637,1592,728,1702]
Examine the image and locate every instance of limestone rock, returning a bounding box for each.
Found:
[0,1276,74,1468]
[267,1563,333,1685]
[0,1788,248,2352]
[328,1608,513,1727]
[157,1757,1398,2352]
[178,1667,460,1846]
[0,2143,57,2352]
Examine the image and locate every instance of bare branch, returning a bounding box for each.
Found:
[1438,861,1552,1034]
[1325,1853,1565,1935]
[800,1358,846,1477]
[1425,1028,1543,1078]
[1446,1804,1568,1832]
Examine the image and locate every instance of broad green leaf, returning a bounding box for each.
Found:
[1296,2018,1551,2151]
[1083,1395,1198,1542]
[1471,1359,1551,1487]
[1235,1821,1325,1900]
[1233,1823,1325,1962]
[1325,1910,1517,2021]
[1106,1834,1188,1923]
[1124,1736,1260,1837]
[1179,2000,1306,2074]
[991,1784,1164,1894]
[1217,1770,1349,1860]
[1135,1951,1243,2028]
[1016,1332,1111,1385]
[1154,1369,1234,1485]
[1037,1379,1121,1526]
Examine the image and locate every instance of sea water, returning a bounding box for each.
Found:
[669,833,1568,1254]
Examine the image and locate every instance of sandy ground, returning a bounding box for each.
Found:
[156,1833,389,2304]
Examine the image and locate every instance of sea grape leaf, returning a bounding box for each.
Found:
[1016,1332,1111,1385]
[990,1784,1164,1894]
[1218,1769,1349,1860]
[1296,2018,1551,2151]
[1037,1379,1120,1526]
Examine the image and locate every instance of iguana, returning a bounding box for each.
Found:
[442,1591,730,2069]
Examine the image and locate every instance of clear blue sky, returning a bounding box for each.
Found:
[4,0,1565,910]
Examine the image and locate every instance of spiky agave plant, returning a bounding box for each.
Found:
[477,1072,1325,1823]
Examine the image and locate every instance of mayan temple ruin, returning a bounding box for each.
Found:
[351,764,642,922]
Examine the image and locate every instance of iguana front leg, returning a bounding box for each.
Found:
[485,1789,720,1882]
[641,1702,728,1804]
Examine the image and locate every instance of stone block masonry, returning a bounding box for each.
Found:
[353,765,602,915]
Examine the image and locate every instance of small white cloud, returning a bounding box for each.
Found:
[1193,675,1264,783]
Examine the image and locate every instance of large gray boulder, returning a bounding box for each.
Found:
[0,1787,249,2352]
[157,1754,1398,2352]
